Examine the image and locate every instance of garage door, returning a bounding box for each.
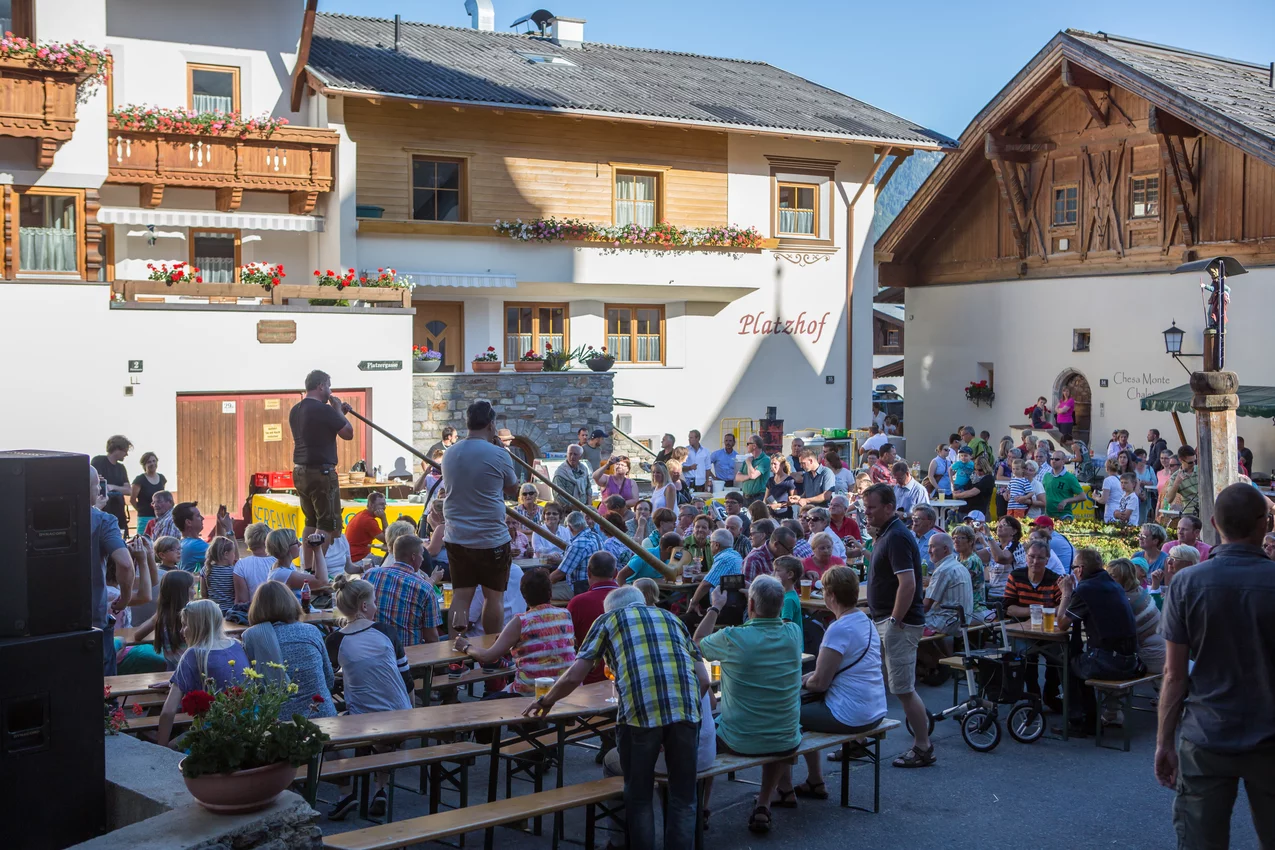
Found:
[175,390,370,514]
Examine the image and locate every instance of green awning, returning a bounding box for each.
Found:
[1140,384,1275,418]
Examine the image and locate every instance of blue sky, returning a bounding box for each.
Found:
[319,0,1275,138]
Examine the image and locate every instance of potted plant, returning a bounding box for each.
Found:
[177,663,328,814]
[413,345,442,373]
[515,349,545,373]
[147,261,202,285]
[472,346,501,373]
[964,380,995,407]
[542,343,572,372]
[578,345,616,372]
[240,262,285,294]
[308,268,354,306]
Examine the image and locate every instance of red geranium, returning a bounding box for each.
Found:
[312,694,324,703]
[181,690,215,716]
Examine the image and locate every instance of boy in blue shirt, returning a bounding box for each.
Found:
[950,446,975,491]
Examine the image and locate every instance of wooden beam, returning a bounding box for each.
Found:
[215,187,243,212]
[1060,57,1110,93]
[289,190,319,215]
[849,147,892,209]
[289,0,319,112]
[984,133,1057,162]
[989,156,1027,258]
[1159,133,1198,249]
[139,183,163,208]
[874,152,910,196]
[1148,106,1201,139]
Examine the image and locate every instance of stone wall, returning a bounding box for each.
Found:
[413,372,614,459]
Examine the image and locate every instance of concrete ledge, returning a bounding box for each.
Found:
[73,735,321,850]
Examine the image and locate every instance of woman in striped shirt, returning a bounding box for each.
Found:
[453,568,576,698]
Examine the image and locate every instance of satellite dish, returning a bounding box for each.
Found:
[510,9,554,34]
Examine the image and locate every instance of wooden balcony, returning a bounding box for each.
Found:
[0,56,96,167]
[105,121,338,214]
[112,279,412,308]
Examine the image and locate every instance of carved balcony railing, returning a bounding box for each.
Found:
[0,56,97,167]
[105,120,338,214]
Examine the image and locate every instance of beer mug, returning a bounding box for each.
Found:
[534,677,554,699]
[710,660,722,684]
[1042,607,1056,632]
[441,583,453,610]
[800,579,813,600]
[1029,604,1044,628]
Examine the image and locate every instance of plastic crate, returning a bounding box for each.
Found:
[252,471,294,489]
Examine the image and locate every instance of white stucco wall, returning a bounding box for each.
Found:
[903,267,1275,470]
[0,281,413,489]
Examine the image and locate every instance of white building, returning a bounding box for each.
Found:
[878,30,1275,471]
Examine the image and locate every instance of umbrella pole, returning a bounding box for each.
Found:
[1171,411,1187,446]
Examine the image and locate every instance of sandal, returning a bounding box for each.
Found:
[793,780,828,800]
[826,743,871,762]
[747,804,772,835]
[891,745,936,768]
[773,788,798,809]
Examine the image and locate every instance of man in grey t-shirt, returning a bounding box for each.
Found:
[443,401,517,637]
[1157,483,1275,846]
[794,449,835,508]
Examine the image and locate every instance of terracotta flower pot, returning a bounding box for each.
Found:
[413,358,441,373]
[180,759,296,814]
[586,356,616,372]
[472,360,501,373]
[514,360,544,372]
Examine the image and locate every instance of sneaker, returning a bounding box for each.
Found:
[369,788,388,818]
[1101,710,1124,728]
[447,662,464,679]
[328,792,359,821]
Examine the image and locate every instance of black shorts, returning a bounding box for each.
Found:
[294,464,342,532]
[445,541,512,592]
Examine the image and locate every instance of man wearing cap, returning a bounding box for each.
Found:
[1030,517,1073,572]
[1042,451,1086,519]
[581,428,607,473]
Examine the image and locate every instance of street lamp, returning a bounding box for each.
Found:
[1171,256,1247,371]
[1162,322,1184,356]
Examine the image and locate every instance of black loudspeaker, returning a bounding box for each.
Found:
[0,450,92,637]
[1,630,106,848]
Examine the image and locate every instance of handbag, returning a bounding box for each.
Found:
[801,616,876,704]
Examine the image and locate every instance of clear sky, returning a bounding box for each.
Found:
[318,0,1275,139]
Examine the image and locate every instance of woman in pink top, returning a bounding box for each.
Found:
[1055,387,1076,438]
[453,568,575,697]
[594,455,638,508]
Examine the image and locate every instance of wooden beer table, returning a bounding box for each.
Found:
[1003,620,1073,740]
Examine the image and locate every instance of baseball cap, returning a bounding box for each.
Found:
[966,510,987,522]
[957,445,972,456]
[590,428,607,439]
[1031,516,1055,529]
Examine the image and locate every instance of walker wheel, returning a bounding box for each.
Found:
[1008,701,1045,743]
[960,708,1001,752]
[905,713,936,737]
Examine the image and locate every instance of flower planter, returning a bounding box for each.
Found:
[413,358,441,373]
[472,360,501,373]
[514,360,544,373]
[586,356,616,372]
[180,759,296,814]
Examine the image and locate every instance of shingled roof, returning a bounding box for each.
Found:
[878,29,1275,254]
[304,13,955,149]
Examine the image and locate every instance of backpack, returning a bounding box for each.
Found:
[802,614,826,658]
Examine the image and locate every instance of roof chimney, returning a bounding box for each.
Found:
[549,16,585,48]
[1269,61,1274,89]
[465,0,495,32]
[393,14,401,51]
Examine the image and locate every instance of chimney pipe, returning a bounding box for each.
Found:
[549,16,585,49]
[464,0,495,32]
[1269,61,1274,89]
[393,14,401,51]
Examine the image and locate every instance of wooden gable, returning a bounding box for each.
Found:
[881,42,1275,287]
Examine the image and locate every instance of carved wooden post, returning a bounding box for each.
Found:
[1190,370,1240,545]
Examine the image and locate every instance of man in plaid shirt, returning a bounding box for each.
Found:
[550,512,604,601]
[147,491,178,540]
[744,525,796,582]
[525,585,707,850]
[363,534,442,646]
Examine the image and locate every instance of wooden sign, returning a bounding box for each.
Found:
[263,424,283,442]
[257,320,297,344]
[264,398,280,410]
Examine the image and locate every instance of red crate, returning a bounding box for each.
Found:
[252,471,294,489]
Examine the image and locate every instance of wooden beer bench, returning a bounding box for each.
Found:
[322,776,625,850]
[1085,673,1163,752]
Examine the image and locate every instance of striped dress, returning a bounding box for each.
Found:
[205,563,237,616]
[510,604,577,696]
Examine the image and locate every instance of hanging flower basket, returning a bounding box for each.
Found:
[965,381,995,407]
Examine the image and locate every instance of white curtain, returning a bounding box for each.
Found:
[779,209,815,235]
[507,334,532,362]
[616,175,656,227]
[197,255,235,283]
[637,336,660,363]
[607,334,631,362]
[193,94,233,114]
[19,226,76,272]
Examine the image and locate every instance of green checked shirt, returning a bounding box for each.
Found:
[576,603,703,729]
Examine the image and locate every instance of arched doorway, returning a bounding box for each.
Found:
[1053,369,1092,445]
[508,436,539,485]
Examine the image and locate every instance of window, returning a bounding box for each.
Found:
[777,183,818,235]
[1073,329,1091,352]
[0,0,34,39]
[1131,175,1160,218]
[187,64,239,114]
[504,303,566,362]
[17,190,80,273]
[1052,185,1078,226]
[606,305,664,364]
[614,171,659,227]
[412,157,465,222]
[190,229,239,283]
[884,328,900,347]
